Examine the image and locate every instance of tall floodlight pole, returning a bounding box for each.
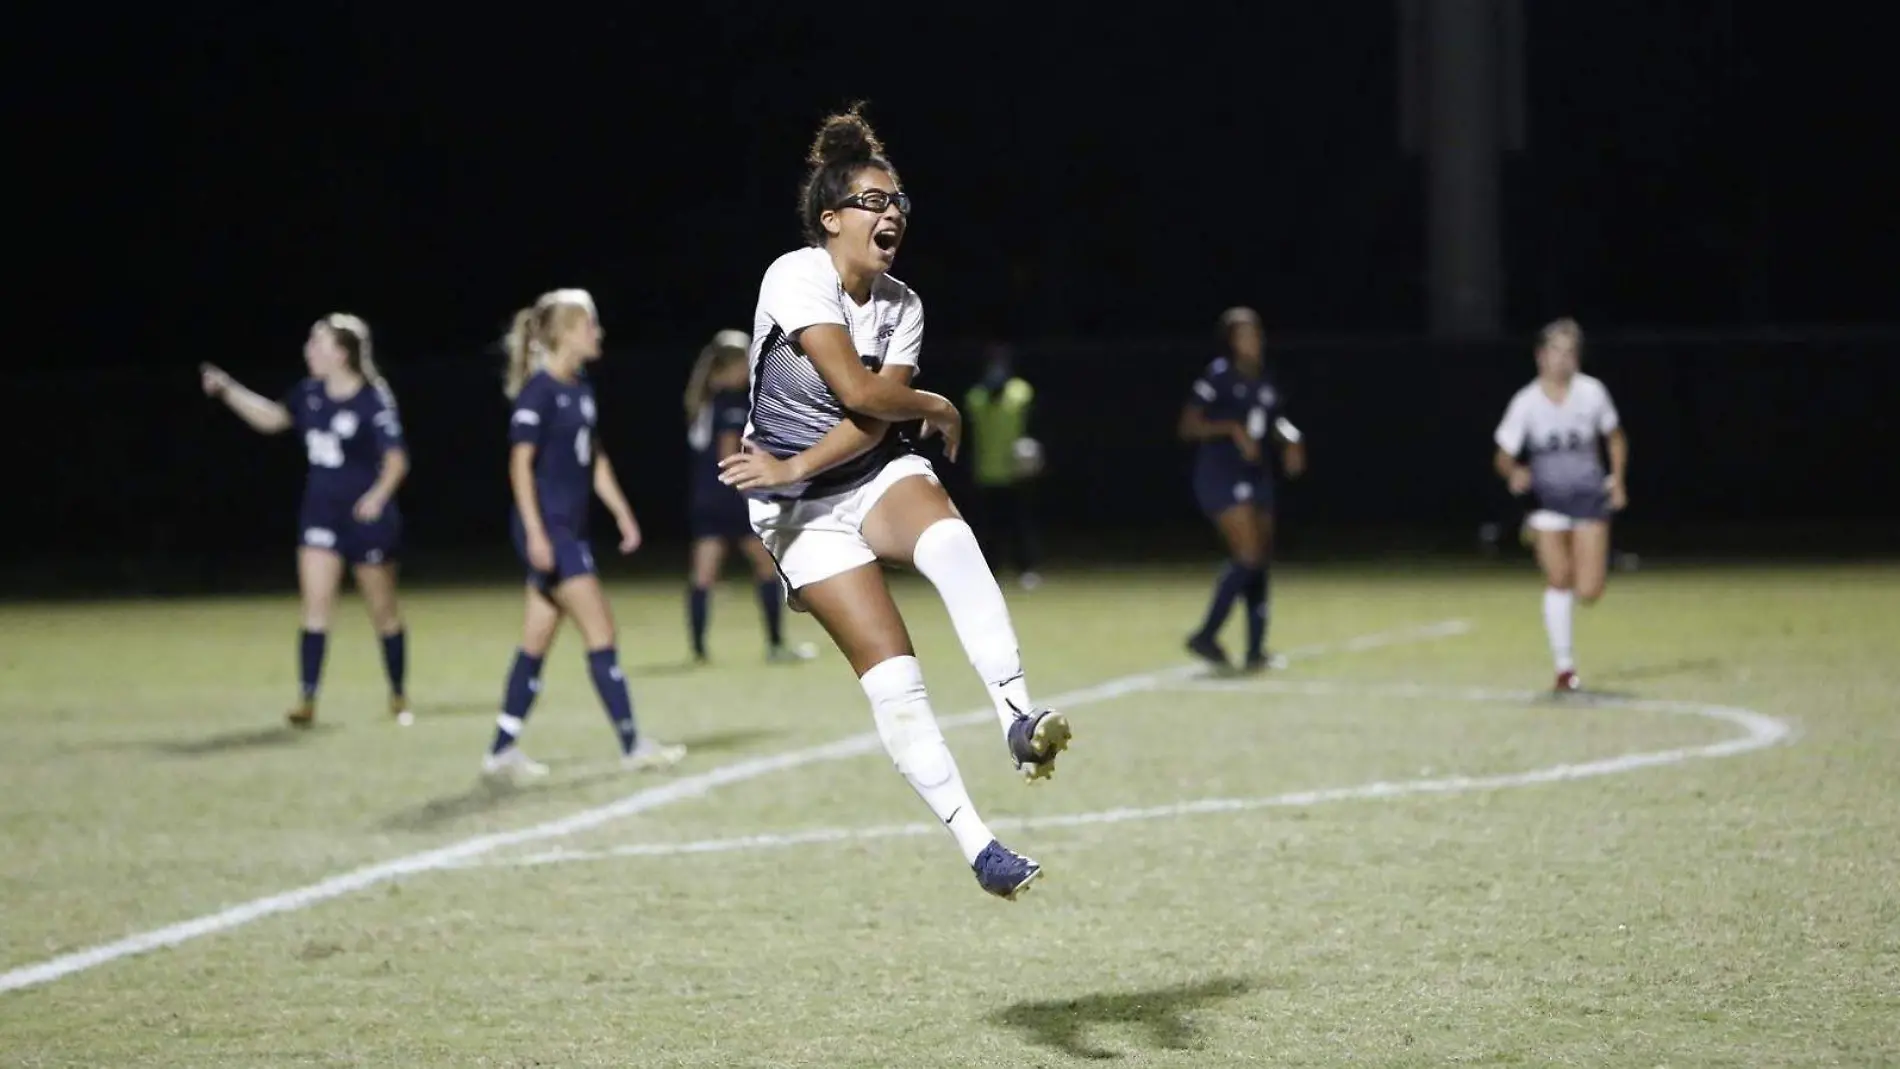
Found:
[1399,0,1522,339]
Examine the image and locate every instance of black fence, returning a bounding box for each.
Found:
[13,329,1899,597]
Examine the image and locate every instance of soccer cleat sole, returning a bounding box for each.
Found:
[1020,712,1072,783]
[1001,864,1044,902]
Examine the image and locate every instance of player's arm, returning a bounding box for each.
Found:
[354,448,408,522]
[200,363,292,434]
[509,443,546,542]
[1177,403,1242,443]
[508,390,555,569]
[355,401,409,521]
[718,368,907,492]
[591,448,643,553]
[1493,397,1533,494]
[800,325,954,430]
[1273,415,1307,478]
[1604,426,1629,509]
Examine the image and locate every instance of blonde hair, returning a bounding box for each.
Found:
[319,313,382,385]
[684,329,750,422]
[502,289,598,399]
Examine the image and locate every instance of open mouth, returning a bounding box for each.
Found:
[873,228,901,252]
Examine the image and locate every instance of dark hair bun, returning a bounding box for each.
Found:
[807,102,885,168]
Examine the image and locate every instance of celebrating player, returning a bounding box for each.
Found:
[482,289,686,778]
[200,315,411,727]
[716,105,1066,900]
[1493,317,1629,692]
[1177,306,1306,672]
[682,329,815,664]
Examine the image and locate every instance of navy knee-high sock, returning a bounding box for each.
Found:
[756,578,784,649]
[1193,562,1249,642]
[586,648,638,755]
[380,629,407,697]
[490,649,545,754]
[1243,564,1270,660]
[688,586,710,659]
[298,629,327,701]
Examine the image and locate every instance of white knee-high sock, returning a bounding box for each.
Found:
[911,518,1035,733]
[860,656,994,864]
[1543,587,1576,672]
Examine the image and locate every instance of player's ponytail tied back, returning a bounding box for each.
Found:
[322,313,382,385]
[798,101,898,246]
[501,307,541,400]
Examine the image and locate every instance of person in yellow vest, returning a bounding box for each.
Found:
[964,344,1042,589]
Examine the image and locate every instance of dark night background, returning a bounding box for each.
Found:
[10,3,1898,596]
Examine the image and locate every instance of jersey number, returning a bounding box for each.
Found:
[305,430,344,469]
[1246,406,1268,441]
[575,428,593,466]
[1544,430,1587,453]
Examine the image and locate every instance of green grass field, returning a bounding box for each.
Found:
[2,562,1897,1067]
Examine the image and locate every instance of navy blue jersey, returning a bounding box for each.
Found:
[509,370,598,536]
[1187,357,1284,478]
[688,389,751,501]
[285,377,403,512]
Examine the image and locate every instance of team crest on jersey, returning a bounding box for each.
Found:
[307,395,321,411]
[1258,386,1277,407]
[331,410,359,438]
[580,396,597,423]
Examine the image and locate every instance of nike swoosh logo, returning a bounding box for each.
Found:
[943,806,962,826]
[994,672,1025,688]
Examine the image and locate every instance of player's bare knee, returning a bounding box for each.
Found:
[1577,582,1605,604]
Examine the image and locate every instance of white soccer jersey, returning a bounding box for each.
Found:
[745,246,924,499]
[1494,373,1621,517]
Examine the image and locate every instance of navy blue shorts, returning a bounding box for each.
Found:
[688,494,754,542]
[1193,465,1274,519]
[510,518,597,597]
[299,502,401,565]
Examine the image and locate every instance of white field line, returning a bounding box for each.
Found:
[464,677,1795,871]
[0,619,1471,994]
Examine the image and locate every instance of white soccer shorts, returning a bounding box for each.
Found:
[749,453,939,594]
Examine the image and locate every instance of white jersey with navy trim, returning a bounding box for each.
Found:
[745,246,923,500]
[1494,373,1621,517]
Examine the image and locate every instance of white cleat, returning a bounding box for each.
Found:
[482,747,549,779]
[623,737,687,772]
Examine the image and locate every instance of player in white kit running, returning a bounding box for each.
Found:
[1492,318,1630,692]
[715,105,1068,901]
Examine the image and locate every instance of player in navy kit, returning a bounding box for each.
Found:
[682,329,815,664]
[482,288,686,778]
[200,314,412,727]
[1178,307,1307,672]
[1493,318,1629,692]
[714,105,1064,900]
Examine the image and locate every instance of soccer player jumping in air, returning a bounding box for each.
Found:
[716,105,1067,900]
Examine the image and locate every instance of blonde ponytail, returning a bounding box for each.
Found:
[502,307,543,400]
[684,329,751,422]
[683,345,717,423]
[321,313,384,387]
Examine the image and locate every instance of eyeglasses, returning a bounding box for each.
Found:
[834,189,912,216]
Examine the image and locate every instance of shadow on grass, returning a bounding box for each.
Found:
[992,976,1253,1060]
[379,769,626,832]
[672,727,779,754]
[125,723,339,757]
